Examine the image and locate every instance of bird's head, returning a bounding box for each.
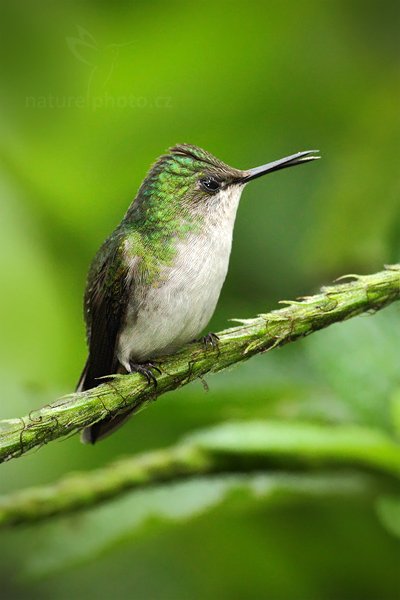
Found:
[128,143,319,228]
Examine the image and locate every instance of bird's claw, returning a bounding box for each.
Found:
[200,332,220,350]
[129,361,161,388]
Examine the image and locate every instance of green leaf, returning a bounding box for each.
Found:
[377,495,400,539]
[304,306,400,428]
[390,389,400,438]
[22,471,370,577]
[186,420,400,476]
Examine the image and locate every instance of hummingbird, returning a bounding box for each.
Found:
[77,144,319,443]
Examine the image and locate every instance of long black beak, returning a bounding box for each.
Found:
[242,150,320,183]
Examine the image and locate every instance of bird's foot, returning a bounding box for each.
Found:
[129,361,162,388]
[199,332,220,350]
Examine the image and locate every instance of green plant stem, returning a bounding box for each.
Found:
[0,265,399,464]
[1,420,399,526]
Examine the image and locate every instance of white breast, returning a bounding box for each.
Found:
[117,185,243,367]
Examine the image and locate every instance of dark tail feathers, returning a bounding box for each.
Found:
[77,357,132,444]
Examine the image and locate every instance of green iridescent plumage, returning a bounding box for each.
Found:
[118,144,241,284]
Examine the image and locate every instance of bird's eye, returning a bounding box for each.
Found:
[200,177,221,193]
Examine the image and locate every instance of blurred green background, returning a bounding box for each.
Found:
[1,0,400,598]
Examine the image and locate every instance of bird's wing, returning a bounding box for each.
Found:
[77,235,138,392]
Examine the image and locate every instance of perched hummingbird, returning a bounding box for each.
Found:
[77,144,319,443]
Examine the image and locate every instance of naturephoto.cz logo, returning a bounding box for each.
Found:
[25,26,172,110]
